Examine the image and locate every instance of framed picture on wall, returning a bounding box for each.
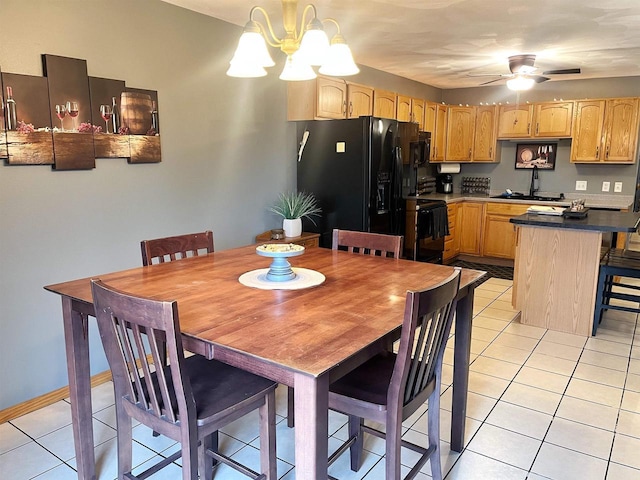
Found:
[515,143,557,170]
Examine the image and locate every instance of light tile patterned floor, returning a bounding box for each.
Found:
[1,277,639,480]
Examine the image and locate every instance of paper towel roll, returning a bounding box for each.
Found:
[437,163,461,174]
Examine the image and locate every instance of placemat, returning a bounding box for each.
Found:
[239,268,326,290]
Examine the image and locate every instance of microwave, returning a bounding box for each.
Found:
[410,131,431,166]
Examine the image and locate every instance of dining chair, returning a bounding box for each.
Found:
[593,246,640,335]
[332,228,404,258]
[91,279,277,480]
[326,269,461,480]
[286,228,405,428]
[141,230,214,265]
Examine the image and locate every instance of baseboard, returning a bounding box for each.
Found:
[0,369,113,424]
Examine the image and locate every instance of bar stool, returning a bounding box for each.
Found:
[592,247,640,335]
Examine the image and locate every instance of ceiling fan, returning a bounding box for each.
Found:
[468,54,581,90]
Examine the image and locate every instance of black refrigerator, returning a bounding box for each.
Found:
[297,116,416,248]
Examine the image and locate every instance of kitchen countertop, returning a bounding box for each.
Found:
[509,210,640,232]
[404,192,634,210]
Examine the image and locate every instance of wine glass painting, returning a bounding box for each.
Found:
[100,105,112,134]
[55,104,66,131]
[515,143,557,170]
[66,101,79,131]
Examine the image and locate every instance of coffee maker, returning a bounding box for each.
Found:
[436,173,453,193]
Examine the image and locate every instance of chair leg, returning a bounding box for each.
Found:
[427,389,443,480]
[593,269,608,336]
[181,425,199,480]
[385,413,403,480]
[115,402,132,480]
[287,386,295,428]
[259,390,277,480]
[348,415,364,472]
[200,433,216,480]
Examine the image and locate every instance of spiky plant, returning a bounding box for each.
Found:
[269,192,322,224]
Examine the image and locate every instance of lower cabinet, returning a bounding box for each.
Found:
[482,203,532,259]
[443,203,460,261]
[458,202,485,255]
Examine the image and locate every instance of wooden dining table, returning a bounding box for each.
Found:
[45,244,485,480]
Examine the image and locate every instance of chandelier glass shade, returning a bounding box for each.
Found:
[226,0,359,81]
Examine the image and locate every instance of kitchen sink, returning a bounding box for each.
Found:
[490,193,565,202]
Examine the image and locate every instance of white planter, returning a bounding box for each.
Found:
[283,218,302,238]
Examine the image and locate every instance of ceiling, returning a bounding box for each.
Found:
[162,0,640,89]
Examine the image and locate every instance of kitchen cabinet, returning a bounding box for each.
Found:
[287,76,346,120]
[395,95,425,129]
[431,103,448,162]
[497,104,535,138]
[445,106,476,162]
[443,203,460,261]
[424,101,438,135]
[347,83,374,118]
[458,202,484,255]
[412,98,425,131]
[482,203,531,259]
[570,97,640,164]
[315,77,347,119]
[473,105,499,162]
[534,101,574,137]
[373,89,397,119]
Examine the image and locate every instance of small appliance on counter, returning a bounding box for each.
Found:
[436,173,453,193]
[461,176,491,195]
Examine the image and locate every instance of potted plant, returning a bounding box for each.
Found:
[269,191,321,238]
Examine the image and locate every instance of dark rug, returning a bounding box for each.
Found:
[449,259,514,281]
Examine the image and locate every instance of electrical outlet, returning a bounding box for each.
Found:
[576,180,587,191]
[614,182,623,193]
[602,181,610,192]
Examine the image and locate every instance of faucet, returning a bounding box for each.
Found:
[529,165,539,197]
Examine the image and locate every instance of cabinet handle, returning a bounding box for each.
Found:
[596,146,599,159]
[606,145,610,159]
[349,102,353,116]
[468,148,472,159]
[527,123,531,134]
[536,123,539,135]
[343,101,347,114]
[489,147,493,157]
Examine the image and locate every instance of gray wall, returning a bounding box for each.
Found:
[441,78,640,196]
[0,0,449,411]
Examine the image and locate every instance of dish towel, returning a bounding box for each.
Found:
[417,203,450,240]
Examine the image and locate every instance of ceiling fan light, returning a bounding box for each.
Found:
[228,25,275,69]
[298,19,330,66]
[279,54,317,81]
[506,75,535,91]
[319,34,359,77]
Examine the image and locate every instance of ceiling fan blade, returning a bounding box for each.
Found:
[467,73,511,78]
[480,78,505,85]
[542,68,581,75]
[533,75,550,83]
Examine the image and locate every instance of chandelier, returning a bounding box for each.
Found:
[226,0,359,81]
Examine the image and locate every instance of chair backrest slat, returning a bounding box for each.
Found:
[141,231,214,266]
[332,229,403,259]
[92,280,194,426]
[391,269,460,407]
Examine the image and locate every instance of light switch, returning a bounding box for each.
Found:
[614,182,623,193]
[576,181,587,191]
[602,181,610,192]
[336,142,346,153]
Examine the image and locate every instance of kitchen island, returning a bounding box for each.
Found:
[509,210,640,336]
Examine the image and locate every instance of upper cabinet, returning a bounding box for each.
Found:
[396,95,425,130]
[445,106,476,161]
[534,101,573,137]
[497,104,535,138]
[347,83,373,119]
[498,101,574,139]
[287,76,347,120]
[431,103,448,162]
[424,101,438,135]
[571,97,640,164]
[473,105,499,162]
[373,89,397,119]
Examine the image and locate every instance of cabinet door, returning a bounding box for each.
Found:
[373,89,397,119]
[458,203,484,255]
[446,106,476,161]
[497,104,534,138]
[570,100,605,162]
[431,104,448,162]
[411,98,425,131]
[316,77,347,119]
[534,101,574,137]
[424,101,438,135]
[347,83,373,118]
[396,95,411,122]
[443,203,459,261]
[473,105,498,162]
[603,97,640,163]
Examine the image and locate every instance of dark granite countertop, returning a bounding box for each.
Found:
[509,210,640,232]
